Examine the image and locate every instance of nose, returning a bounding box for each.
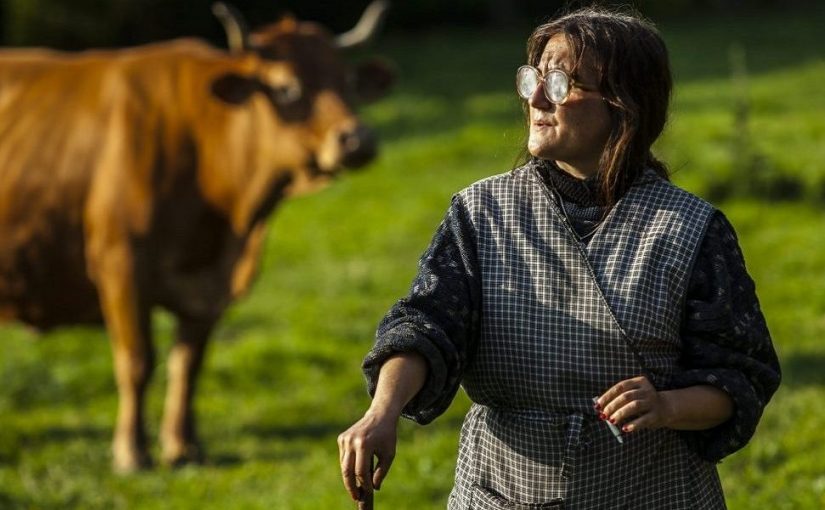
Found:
[528,82,553,110]
[338,124,377,168]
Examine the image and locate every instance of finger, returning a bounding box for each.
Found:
[610,398,649,426]
[340,448,359,501]
[373,451,395,490]
[601,388,646,417]
[355,448,375,497]
[620,411,657,433]
[338,433,346,464]
[597,375,647,409]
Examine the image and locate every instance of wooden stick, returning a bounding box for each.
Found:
[357,489,374,510]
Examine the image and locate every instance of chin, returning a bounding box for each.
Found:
[527,146,555,161]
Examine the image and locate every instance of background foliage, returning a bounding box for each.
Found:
[1,0,818,48]
[1,1,824,509]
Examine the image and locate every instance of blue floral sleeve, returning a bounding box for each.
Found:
[672,211,781,462]
[362,195,482,424]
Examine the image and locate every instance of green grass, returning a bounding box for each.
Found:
[2,7,825,509]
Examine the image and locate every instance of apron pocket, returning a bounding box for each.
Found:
[460,406,579,506]
[470,483,564,509]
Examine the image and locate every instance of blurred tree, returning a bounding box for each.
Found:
[487,0,521,26]
[0,0,817,49]
[0,0,403,48]
[2,0,213,48]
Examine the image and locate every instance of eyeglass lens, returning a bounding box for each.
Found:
[516,67,539,100]
[516,66,570,104]
[547,71,569,103]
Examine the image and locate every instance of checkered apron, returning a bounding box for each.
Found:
[448,164,726,509]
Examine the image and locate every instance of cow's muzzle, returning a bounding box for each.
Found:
[339,124,377,169]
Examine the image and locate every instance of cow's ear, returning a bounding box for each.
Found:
[210,73,261,105]
[352,58,395,104]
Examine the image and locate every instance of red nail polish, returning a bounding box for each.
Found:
[599,413,607,421]
[622,425,630,433]
[609,418,616,424]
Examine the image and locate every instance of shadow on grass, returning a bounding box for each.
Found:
[205,424,327,467]
[0,492,16,508]
[213,312,280,343]
[241,421,349,441]
[0,425,109,464]
[206,448,305,467]
[20,425,109,443]
[183,420,348,467]
[777,351,825,387]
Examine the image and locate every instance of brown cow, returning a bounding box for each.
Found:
[0,1,393,472]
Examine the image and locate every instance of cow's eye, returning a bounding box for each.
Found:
[346,70,357,89]
[272,81,302,104]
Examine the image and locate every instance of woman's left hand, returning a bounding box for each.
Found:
[595,375,673,433]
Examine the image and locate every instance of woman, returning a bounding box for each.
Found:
[338,7,780,509]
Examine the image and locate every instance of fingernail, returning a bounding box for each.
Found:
[622,425,631,433]
[609,418,616,424]
[599,413,607,421]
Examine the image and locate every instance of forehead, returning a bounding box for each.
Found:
[539,33,599,80]
[252,20,340,63]
[253,25,347,88]
[256,31,334,64]
[539,33,573,66]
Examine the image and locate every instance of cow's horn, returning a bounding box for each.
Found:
[212,2,250,52]
[335,1,390,50]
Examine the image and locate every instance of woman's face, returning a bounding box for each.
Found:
[527,34,612,178]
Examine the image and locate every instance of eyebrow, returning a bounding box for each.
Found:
[544,53,594,79]
[540,56,573,72]
[540,62,578,80]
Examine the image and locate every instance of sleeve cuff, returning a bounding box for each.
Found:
[669,369,760,462]
[362,325,458,425]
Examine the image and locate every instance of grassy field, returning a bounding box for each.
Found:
[2,7,825,509]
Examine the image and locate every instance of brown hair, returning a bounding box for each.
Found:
[525,6,672,207]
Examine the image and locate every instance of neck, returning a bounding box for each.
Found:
[555,159,599,180]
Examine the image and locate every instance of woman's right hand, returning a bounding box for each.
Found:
[338,352,428,503]
[338,409,399,502]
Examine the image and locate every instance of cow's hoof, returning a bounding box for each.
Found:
[112,450,153,474]
[161,442,204,468]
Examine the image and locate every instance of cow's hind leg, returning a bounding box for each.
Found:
[161,317,215,466]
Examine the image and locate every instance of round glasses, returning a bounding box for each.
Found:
[516,65,595,105]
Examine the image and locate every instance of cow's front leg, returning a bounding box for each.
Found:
[96,251,155,473]
[161,317,215,466]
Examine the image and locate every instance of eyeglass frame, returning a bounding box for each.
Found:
[515,64,600,105]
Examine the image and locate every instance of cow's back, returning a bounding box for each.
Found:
[0,45,201,328]
[0,41,245,328]
[0,50,121,327]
